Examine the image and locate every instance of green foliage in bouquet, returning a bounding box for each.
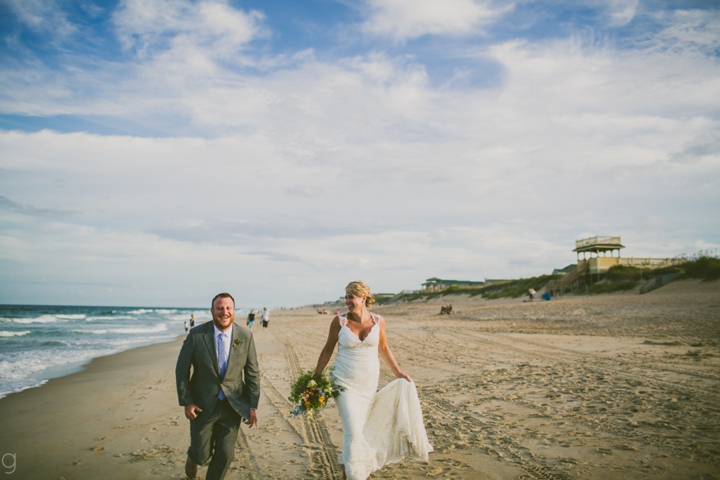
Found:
[288,369,345,421]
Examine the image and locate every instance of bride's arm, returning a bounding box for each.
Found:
[378,317,412,382]
[314,316,341,377]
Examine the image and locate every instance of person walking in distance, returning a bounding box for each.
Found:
[261,307,269,330]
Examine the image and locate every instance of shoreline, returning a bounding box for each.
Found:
[0,335,187,479]
[0,335,185,401]
[0,304,201,401]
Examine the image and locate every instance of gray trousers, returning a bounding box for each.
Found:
[188,398,242,480]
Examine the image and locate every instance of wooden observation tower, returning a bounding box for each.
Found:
[549,235,682,295]
[574,236,625,261]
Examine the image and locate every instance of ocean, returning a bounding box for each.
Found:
[0,304,248,399]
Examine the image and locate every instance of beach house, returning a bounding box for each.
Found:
[421,277,485,292]
[548,236,682,295]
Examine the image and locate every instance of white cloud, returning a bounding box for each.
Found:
[0,209,574,306]
[359,0,511,41]
[606,0,638,27]
[3,0,76,36]
[113,0,266,60]
[0,213,279,307]
[648,9,720,55]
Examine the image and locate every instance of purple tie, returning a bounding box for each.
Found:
[218,333,227,399]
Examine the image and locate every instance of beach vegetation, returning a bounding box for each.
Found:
[588,264,675,294]
[398,252,719,302]
[588,280,639,294]
[408,274,562,301]
[678,253,720,281]
[603,265,643,282]
[477,275,561,299]
[408,285,483,301]
[587,254,719,294]
[373,294,395,305]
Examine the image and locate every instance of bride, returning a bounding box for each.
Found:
[314,281,432,480]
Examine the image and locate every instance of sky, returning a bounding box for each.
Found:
[0,0,719,308]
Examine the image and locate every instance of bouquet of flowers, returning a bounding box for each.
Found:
[288,370,344,422]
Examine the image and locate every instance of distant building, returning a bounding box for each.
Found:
[573,236,625,274]
[552,264,577,275]
[573,235,679,275]
[422,277,485,292]
[548,235,684,295]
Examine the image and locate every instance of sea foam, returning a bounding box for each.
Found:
[0,305,203,399]
[0,331,31,337]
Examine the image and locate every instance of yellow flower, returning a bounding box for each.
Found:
[304,401,311,408]
[319,397,326,403]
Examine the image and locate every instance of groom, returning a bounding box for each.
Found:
[176,293,260,480]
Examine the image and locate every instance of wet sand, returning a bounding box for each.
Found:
[1,279,719,479]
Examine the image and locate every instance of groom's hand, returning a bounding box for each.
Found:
[185,404,202,420]
[244,409,258,428]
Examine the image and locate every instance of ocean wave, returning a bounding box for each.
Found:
[73,323,168,335]
[12,315,61,324]
[85,315,135,322]
[109,323,168,334]
[0,304,185,399]
[0,346,114,398]
[0,331,31,337]
[72,329,108,335]
[0,379,48,399]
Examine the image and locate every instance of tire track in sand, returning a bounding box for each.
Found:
[269,331,342,479]
[419,381,570,480]
[388,330,573,479]
[435,330,720,464]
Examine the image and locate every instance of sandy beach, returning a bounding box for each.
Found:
[1,279,719,479]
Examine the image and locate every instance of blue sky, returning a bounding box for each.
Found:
[1,0,719,307]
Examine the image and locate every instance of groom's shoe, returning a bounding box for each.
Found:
[185,458,198,479]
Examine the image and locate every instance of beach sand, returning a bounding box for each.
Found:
[1,279,719,479]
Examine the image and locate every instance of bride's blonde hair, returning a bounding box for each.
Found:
[346,281,375,307]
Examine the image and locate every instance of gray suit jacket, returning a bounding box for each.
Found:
[176,321,260,420]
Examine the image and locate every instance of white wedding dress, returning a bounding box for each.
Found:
[331,313,433,480]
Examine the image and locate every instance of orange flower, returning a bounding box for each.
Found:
[319,397,326,403]
[304,401,311,408]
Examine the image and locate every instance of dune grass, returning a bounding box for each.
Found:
[408,274,562,301]
[680,254,720,281]
[479,274,561,299]
[587,254,718,294]
[383,253,720,305]
[589,280,639,294]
